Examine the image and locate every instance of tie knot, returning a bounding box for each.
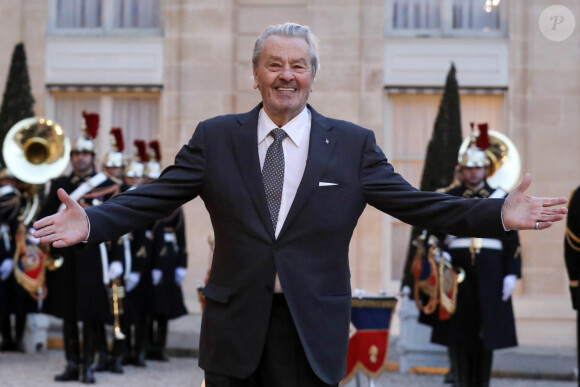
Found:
[270,128,287,142]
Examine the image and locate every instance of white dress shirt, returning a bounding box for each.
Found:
[257,107,311,292]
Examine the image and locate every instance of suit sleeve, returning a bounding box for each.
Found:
[565,186,580,310]
[360,131,508,238]
[86,122,207,243]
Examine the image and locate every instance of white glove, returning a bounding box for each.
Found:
[0,258,13,281]
[27,228,41,245]
[108,261,123,280]
[502,274,517,301]
[125,272,141,292]
[152,269,163,286]
[175,267,186,285]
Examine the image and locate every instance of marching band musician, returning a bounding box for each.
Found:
[112,140,156,368]
[564,185,580,376]
[94,128,129,374]
[0,168,31,353]
[146,141,188,362]
[428,124,522,387]
[39,112,121,384]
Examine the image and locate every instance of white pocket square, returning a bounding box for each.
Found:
[319,182,338,186]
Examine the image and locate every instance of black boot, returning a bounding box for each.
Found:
[156,317,169,361]
[14,313,26,353]
[54,361,80,382]
[135,315,149,366]
[109,338,124,373]
[94,324,109,372]
[81,322,96,384]
[55,319,80,382]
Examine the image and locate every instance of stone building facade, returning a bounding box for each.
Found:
[0,0,577,349]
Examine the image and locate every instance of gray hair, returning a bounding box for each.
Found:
[252,23,320,71]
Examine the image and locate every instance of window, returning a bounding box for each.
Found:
[49,0,161,35]
[50,93,160,170]
[386,0,506,37]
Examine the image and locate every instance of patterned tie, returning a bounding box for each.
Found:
[262,128,287,231]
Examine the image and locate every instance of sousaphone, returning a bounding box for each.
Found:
[2,117,70,302]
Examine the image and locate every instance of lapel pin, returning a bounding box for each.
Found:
[325,139,330,144]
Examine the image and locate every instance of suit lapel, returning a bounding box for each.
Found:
[231,103,276,239]
[279,106,336,239]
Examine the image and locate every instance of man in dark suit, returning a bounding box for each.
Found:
[33,23,567,387]
[565,185,580,378]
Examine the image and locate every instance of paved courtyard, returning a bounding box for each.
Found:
[0,349,576,387]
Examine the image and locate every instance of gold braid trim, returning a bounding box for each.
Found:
[570,280,579,287]
[566,227,580,252]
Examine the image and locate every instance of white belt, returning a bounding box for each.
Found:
[447,238,502,250]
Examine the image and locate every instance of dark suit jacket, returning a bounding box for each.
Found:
[565,185,580,310]
[85,104,507,384]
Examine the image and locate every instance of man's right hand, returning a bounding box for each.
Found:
[32,188,89,248]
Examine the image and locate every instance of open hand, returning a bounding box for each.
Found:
[32,188,89,248]
[501,174,567,231]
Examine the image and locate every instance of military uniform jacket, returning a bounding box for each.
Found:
[40,172,120,321]
[431,182,522,350]
[565,185,580,309]
[150,207,188,319]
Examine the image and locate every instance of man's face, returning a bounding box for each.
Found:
[253,35,315,127]
[461,167,487,188]
[105,166,123,179]
[124,176,143,188]
[71,151,93,174]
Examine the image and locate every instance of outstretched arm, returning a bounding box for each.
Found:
[33,188,89,248]
[502,174,568,231]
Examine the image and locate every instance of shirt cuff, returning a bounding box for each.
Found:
[82,213,90,243]
[500,207,510,231]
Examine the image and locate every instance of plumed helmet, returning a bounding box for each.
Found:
[124,140,147,178]
[71,111,99,154]
[103,128,125,168]
[145,140,162,179]
[458,123,490,168]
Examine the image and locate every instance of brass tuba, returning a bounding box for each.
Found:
[2,117,70,301]
[457,129,521,192]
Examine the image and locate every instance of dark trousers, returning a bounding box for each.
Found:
[204,294,337,387]
[451,339,493,387]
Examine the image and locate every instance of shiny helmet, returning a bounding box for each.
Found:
[103,127,125,168]
[71,111,99,154]
[124,140,147,178]
[457,122,521,192]
[145,140,162,180]
[458,123,490,168]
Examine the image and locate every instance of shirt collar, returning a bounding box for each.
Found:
[257,107,310,147]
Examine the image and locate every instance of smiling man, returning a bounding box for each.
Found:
[33,23,567,387]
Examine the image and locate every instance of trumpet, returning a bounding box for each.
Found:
[108,278,126,340]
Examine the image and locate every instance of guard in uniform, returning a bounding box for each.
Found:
[564,185,580,377]
[146,141,188,361]
[111,140,155,368]
[94,127,128,374]
[0,168,26,352]
[429,124,522,387]
[40,112,120,384]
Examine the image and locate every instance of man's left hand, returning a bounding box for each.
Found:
[502,174,567,231]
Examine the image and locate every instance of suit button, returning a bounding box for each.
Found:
[266,285,273,292]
